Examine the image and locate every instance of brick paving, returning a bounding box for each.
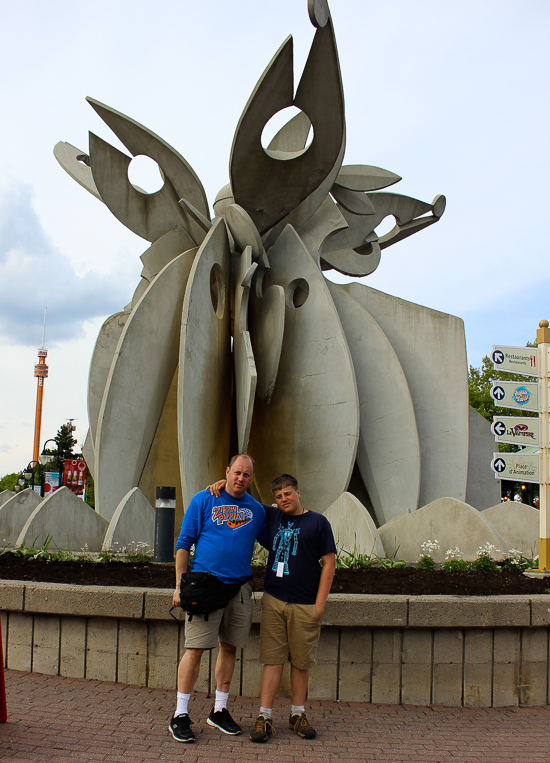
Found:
[0,670,549,762]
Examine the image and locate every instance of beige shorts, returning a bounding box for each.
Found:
[184,581,253,650]
[259,591,321,671]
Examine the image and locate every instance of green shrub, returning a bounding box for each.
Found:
[417,555,436,571]
[471,542,499,572]
[442,558,471,572]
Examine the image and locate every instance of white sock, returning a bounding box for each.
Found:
[214,690,229,712]
[176,691,191,717]
[259,706,272,719]
[291,704,305,717]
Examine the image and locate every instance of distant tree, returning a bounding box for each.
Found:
[85,471,95,509]
[0,473,18,492]
[468,340,538,453]
[56,422,77,458]
[41,422,78,471]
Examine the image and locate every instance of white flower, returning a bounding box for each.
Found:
[445,547,463,561]
[477,542,496,559]
[420,539,440,555]
[505,548,522,562]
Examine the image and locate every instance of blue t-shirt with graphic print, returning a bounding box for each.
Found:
[176,488,266,584]
[262,506,336,605]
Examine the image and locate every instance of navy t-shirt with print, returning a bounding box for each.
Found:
[260,506,336,605]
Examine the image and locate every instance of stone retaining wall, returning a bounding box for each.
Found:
[1,581,550,707]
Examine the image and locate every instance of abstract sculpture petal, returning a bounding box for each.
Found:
[230,16,344,235]
[249,283,285,404]
[178,219,232,508]
[88,132,187,243]
[87,309,130,451]
[247,225,359,511]
[342,282,469,508]
[85,97,210,244]
[327,282,421,524]
[234,246,258,452]
[87,97,209,219]
[95,248,197,519]
[335,164,402,192]
[53,142,103,201]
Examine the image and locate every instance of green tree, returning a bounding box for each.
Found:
[468,340,538,453]
[85,470,95,509]
[56,422,77,459]
[0,473,18,492]
[41,422,78,471]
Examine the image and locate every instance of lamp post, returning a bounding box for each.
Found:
[24,461,41,496]
[39,439,64,493]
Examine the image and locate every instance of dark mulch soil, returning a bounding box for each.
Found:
[0,555,548,595]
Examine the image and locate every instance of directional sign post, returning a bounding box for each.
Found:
[491,453,539,484]
[490,381,539,412]
[492,345,538,377]
[537,321,550,571]
[491,416,539,447]
[490,326,550,571]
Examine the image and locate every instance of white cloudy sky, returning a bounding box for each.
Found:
[0,0,548,476]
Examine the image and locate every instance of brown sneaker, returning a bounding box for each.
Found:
[289,712,316,739]
[250,715,275,743]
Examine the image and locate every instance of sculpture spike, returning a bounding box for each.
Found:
[86,97,210,219]
[231,17,344,236]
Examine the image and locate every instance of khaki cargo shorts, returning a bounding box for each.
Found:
[184,581,253,650]
[259,591,321,670]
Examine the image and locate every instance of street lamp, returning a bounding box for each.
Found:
[24,461,41,495]
[39,439,64,492]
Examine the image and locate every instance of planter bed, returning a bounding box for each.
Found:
[0,555,548,595]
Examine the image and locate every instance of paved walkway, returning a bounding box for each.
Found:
[1,670,549,762]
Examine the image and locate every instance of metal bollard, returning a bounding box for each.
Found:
[154,486,176,563]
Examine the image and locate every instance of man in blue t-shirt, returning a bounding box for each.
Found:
[168,454,266,744]
[249,473,336,743]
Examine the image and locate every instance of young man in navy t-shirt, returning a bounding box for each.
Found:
[250,473,336,743]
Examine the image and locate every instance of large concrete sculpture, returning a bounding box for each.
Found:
[54,0,500,540]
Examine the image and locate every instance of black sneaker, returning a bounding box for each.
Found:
[289,713,316,739]
[169,713,195,743]
[207,707,242,735]
[250,714,276,743]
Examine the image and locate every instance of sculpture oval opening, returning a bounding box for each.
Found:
[127,155,164,194]
[261,107,313,160]
[210,263,226,319]
[375,215,396,238]
[286,278,309,309]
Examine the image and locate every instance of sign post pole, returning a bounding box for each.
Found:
[0,618,7,722]
[538,320,550,571]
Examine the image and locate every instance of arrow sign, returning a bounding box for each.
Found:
[491,452,540,484]
[492,385,505,401]
[491,416,539,446]
[490,381,539,412]
[492,420,507,437]
[491,456,506,473]
[491,345,538,377]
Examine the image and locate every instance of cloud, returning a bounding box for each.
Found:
[0,172,135,346]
